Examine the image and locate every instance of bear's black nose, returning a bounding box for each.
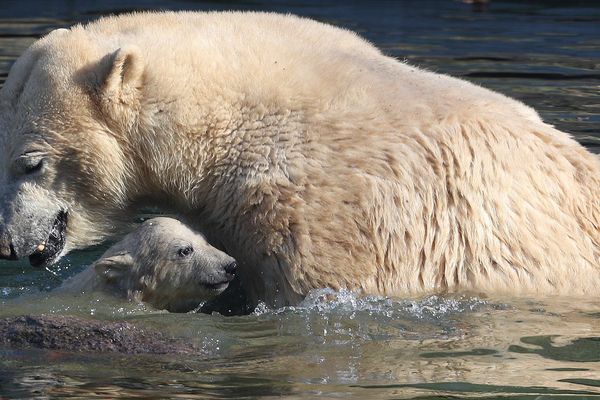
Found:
[224,261,237,276]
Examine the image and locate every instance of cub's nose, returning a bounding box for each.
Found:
[224,261,237,277]
[0,230,17,260]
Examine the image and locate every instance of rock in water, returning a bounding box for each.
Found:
[0,315,196,354]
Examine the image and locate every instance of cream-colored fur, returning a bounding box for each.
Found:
[0,12,599,309]
[62,217,237,312]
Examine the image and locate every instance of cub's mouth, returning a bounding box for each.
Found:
[201,269,236,292]
[29,210,68,268]
[202,281,230,292]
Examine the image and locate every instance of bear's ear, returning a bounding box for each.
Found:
[93,252,134,283]
[101,46,144,105]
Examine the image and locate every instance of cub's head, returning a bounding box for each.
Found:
[0,27,147,267]
[93,217,237,312]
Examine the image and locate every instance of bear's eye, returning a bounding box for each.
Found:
[177,246,194,257]
[16,153,45,176]
[23,158,44,174]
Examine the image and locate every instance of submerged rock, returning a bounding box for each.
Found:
[0,315,196,355]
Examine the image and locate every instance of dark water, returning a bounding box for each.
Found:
[1,1,600,398]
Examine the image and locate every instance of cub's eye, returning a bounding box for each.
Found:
[177,246,194,257]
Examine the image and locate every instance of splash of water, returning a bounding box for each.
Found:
[249,289,491,343]
[253,288,488,319]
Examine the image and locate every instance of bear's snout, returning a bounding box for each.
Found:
[224,261,237,278]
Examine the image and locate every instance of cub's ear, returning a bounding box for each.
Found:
[101,46,144,105]
[93,252,134,283]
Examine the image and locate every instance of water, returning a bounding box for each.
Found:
[1,0,599,398]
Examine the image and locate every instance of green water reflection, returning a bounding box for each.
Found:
[509,336,600,363]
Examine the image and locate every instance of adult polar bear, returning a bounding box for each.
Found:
[0,12,599,312]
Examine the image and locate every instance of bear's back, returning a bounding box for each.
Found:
[66,11,538,125]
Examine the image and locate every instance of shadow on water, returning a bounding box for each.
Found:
[0,0,600,398]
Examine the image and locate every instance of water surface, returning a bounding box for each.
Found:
[1,1,599,398]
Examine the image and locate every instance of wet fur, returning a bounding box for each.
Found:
[0,12,599,310]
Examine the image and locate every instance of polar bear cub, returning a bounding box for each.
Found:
[63,217,237,312]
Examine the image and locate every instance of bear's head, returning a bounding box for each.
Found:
[93,217,237,312]
[0,28,149,267]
